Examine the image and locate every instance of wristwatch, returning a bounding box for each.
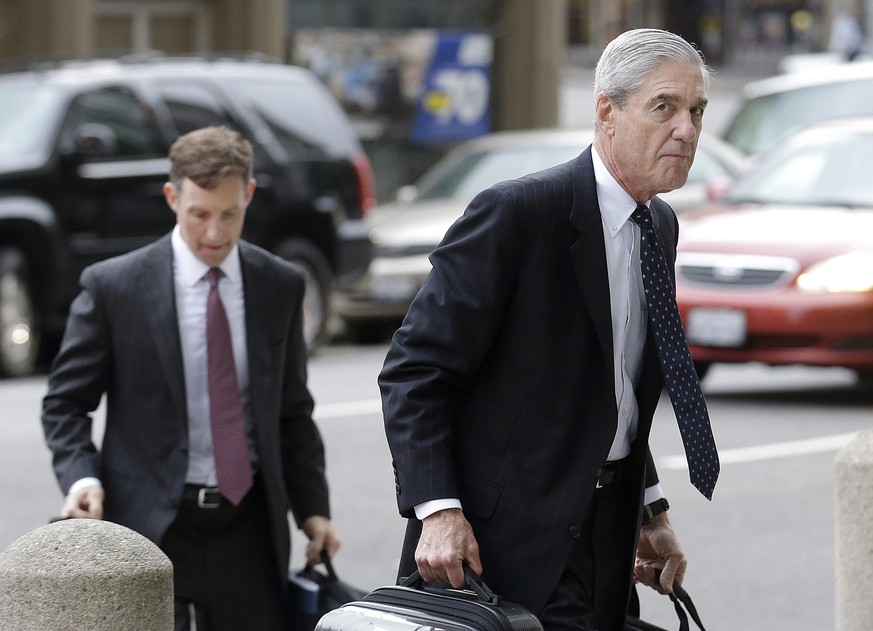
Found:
[641,498,670,526]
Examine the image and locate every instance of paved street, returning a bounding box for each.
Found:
[3,342,871,630]
[1,63,867,630]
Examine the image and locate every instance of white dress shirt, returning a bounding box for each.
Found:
[413,148,663,520]
[68,228,254,496]
[591,148,663,505]
[172,226,254,486]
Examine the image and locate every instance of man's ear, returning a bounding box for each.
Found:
[594,92,616,136]
[163,181,178,214]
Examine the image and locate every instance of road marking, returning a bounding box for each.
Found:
[313,400,864,470]
[658,431,862,470]
[314,398,382,419]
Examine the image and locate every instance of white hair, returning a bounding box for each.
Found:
[594,28,711,111]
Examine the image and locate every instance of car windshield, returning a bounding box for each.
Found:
[0,82,62,171]
[416,144,582,202]
[723,78,873,155]
[725,132,873,207]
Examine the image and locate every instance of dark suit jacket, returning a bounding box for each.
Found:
[379,147,679,615]
[42,234,330,581]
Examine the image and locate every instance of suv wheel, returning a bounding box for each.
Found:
[0,248,40,377]
[274,239,333,352]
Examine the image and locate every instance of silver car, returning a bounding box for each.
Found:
[334,128,746,340]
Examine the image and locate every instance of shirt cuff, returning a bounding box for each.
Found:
[644,483,665,506]
[68,477,102,496]
[414,498,462,521]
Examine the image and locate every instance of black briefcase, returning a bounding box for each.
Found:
[315,566,543,631]
[287,552,368,630]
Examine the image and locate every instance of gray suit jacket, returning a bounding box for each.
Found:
[380,147,678,614]
[42,234,329,579]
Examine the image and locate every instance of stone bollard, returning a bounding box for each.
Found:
[835,429,873,631]
[0,518,173,631]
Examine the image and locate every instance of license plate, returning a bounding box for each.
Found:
[686,308,747,347]
[371,276,419,301]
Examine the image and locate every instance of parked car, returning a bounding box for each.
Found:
[333,128,746,340]
[0,54,376,376]
[676,117,873,380]
[722,60,873,155]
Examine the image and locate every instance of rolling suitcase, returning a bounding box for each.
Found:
[314,566,543,631]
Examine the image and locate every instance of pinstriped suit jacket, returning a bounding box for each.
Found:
[379,147,679,615]
[42,234,330,581]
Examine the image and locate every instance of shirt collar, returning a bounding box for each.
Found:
[171,225,242,287]
[591,146,648,238]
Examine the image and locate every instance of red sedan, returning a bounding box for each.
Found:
[676,118,873,379]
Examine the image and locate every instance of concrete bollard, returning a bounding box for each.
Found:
[0,518,173,631]
[835,429,873,631]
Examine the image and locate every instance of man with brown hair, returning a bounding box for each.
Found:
[42,126,338,630]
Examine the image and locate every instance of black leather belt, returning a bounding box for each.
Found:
[595,461,623,489]
[182,485,225,509]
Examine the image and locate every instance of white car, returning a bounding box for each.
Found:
[722,60,873,155]
[334,128,747,340]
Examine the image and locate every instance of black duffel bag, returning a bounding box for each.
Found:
[287,551,367,631]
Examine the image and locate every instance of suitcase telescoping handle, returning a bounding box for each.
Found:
[400,565,502,606]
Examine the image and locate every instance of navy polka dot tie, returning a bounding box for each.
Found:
[632,204,719,500]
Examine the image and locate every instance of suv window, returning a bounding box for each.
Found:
[159,82,239,136]
[60,86,164,159]
[232,78,356,157]
[0,83,61,170]
[724,78,873,155]
[157,81,270,171]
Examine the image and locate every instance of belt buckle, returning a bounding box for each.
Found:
[197,487,222,509]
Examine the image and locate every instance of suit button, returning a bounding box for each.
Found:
[568,525,582,538]
[590,466,602,478]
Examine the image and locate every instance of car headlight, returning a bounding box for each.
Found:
[796,251,873,293]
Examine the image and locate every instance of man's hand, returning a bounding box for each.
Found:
[302,515,341,566]
[415,508,482,588]
[635,512,686,594]
[61,484,105,519]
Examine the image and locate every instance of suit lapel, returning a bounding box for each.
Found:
[239,243,271,430]
[139,236,187,416]
[568,147,613,362]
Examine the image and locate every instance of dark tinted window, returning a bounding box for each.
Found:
[290,0,496,28]
[232,77,357,157]
[60,86,163,159]
[159,82,239,136]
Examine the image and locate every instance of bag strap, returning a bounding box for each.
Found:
[669,581,706,631]
[303,550,339,582]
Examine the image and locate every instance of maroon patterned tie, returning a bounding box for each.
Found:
[206,267,253,505]
[632,204,720,500]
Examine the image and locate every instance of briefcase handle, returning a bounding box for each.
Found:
[400,564,502,606]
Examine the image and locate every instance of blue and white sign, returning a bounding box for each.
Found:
[411,31,492,144]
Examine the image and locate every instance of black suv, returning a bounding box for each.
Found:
[0,55,376,376]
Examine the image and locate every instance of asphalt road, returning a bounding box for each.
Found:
[3,343,870,630]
